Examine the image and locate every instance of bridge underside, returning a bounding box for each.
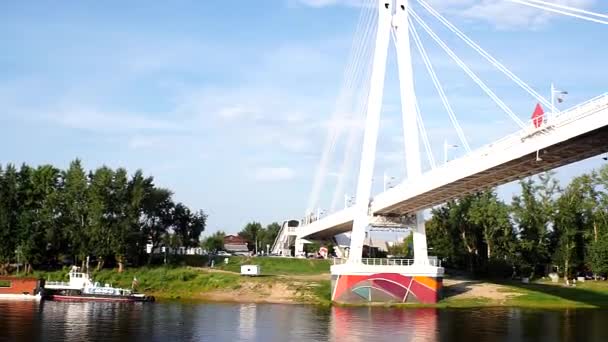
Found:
[302,125,608,240]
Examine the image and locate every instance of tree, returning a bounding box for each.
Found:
[0,165,19,274]
[386,234,414,258]
[172,203,206,249]
[60,159,90,268]
[259,222,281,253]
[202,231,226,253]
[511,177,554,277]
[239,222,263,252]
[141,187,174,264]
[553,175,595,280]
[110,168,132,273]
[16,165,57,273]
[427,205,467,269]
[88,167,115,270]
[588,234,608,276]
[468,190,514,261]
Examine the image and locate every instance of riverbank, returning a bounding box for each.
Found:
[17,257,608,308]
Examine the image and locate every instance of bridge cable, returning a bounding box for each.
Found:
[416,0,553,109]
[407,22,472,153]
[405,21,438,169]
[307,0,375,213]
[330,9,377,212]
[409,9,527,129]
[508,0,608,25]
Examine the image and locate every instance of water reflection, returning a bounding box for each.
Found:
[0,300,41,341]
[1,301,608,341]
[330,307,438,341]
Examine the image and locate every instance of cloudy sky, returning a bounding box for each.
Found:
[1,0,607,234]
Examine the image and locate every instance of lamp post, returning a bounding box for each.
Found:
[550,83,568,120]
[316,208,326,221]
[443,140,459,164]
[344,194,354,209]
[383,172,395,192]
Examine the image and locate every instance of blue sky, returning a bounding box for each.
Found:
[1,0,607,235]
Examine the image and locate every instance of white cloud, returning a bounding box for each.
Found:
[254,167,296,181]
[48,107,184,133]
[293,0,599,29]
[451,0,598,29]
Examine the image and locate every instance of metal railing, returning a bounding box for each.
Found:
[380,93,608,197]
[332,257,441,267]
[45,281,70,286]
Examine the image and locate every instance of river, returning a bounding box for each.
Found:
[1,301,607,341]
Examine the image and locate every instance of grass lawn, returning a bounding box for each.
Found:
[214,256,331,275]
[502,279,608,308]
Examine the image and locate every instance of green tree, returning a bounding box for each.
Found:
[60,159,90,268]
[468,190,514,260]
[553,175,595,280]
[172,203,206,248]
[16,165,57,273]
[141,187,174,263]
[588,234,608,276]
[512,177,554,277]
[88,166,115,270]
[259,222,281,253]
[0,165,19,274]
[110,168,131,272]
[202,231,226,253]
[239,222,263,252]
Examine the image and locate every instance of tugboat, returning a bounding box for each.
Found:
[44,267,154,302]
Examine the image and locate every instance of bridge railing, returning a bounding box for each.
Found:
[333,258,441,267]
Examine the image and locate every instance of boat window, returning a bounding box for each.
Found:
[0,280,11,288]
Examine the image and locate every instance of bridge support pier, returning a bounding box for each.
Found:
[330,261,444,304]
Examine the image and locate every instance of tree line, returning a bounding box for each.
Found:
[426,164,608,280]
[0,160,206,274]
[202,222,281,254]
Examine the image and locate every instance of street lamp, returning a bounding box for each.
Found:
[550,83,568,119]
[344,194,354,209]
[383,172,395,192]
[316,208,326,221]
[443,140,459,164]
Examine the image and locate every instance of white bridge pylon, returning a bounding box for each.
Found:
[346,0,428,264]
[273,0,608,263]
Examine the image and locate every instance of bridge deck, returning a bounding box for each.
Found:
[299,94,608,240]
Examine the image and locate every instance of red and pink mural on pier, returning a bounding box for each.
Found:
[331,273,442,304]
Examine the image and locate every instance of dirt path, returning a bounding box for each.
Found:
[198,267,330,281]
[443,278,521,302]
[188,267,327,304]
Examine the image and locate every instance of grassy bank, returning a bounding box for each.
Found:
[22,257,332,305]
[213,256,330,275]
[15,257,608,308]
[436,278,608,309]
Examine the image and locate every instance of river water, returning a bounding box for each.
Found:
[1,300,607,342]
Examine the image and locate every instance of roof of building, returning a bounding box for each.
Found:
[224,244,249,252]
[224,235,248,244]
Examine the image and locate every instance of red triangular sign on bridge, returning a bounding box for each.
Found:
[532,103,544,128]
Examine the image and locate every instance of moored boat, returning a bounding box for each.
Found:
[0,276,44,301]
[44,267,154,303]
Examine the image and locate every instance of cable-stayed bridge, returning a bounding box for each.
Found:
[270,0,608,304]
[298,94,608,240]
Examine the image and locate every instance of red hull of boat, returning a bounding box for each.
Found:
[49,295,137,303]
